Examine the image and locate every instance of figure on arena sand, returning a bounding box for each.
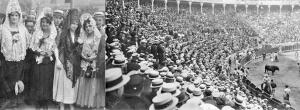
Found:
[0,0,30,108]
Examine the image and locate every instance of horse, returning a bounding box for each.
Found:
[265,65,280,76]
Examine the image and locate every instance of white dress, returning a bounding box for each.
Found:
[53,62,77,104]
[52,35,77,104]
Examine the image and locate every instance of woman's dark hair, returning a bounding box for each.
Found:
[40,16,52,25]
[83,18,91,31]
[0,13,5,24]
[8,11,20,19]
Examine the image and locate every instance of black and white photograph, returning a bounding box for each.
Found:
[105,0,299,110]
[0,0,105,109]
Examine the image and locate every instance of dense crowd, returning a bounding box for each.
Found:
[105,0,294,110]
[0,0,105,109]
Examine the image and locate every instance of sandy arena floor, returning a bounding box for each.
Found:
[246,52,300,110]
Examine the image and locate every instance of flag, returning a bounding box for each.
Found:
[65,0,71,3]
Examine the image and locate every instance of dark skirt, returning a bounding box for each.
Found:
[0,60,25,98]
[29,56,55,101]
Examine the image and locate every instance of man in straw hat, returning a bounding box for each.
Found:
[105,68,131,109]
[93,11,105,31]
[123,74,150,110]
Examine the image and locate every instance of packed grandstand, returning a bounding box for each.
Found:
[105,0,300,110]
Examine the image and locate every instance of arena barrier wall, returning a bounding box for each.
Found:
[239,42,300,110]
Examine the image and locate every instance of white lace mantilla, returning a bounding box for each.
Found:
[0,25,29,61]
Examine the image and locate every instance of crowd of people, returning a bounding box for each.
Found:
[105,0,295,110]
[0,0,105,109]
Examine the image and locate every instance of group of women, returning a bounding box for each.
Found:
[0,0,105,109]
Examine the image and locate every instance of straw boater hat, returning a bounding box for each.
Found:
[148,70,161,80]
[112,55,128,66]
[234,95,246,107]
[110,49,123,56]
[151,78,164,88]
[165,72,175,83]
[159,67,169,72]
[159,72,167,78]
[199,84,206,90]
[186,85,195,95]
[93,11,105,17]
[54,9,64,17]
[179,103,202,110]
[149,93,178,110]
[175,77,184,86]
[159,83,181,97]
[192,88,204,98]
[105,68,130,92]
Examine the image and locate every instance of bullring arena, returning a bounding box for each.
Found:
[247,51,300,110]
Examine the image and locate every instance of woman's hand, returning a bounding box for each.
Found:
[56,60,63,70]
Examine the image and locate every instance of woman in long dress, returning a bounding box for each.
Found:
[29,8,61,109]
[0,0,30,108]
[75,13,102,108]
[53,9,81,110]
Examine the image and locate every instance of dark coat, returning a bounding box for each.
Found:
[58,29,82,87]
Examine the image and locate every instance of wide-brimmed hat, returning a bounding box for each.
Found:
[159,83,181,97]
[151,78,164,88]
[149,93,178,110]
[105,68,130,92]
[148,70,161,80]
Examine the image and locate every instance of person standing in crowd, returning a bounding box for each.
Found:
[261,80,272,95]
[137,39,148,54]
[283,85,291,104]
[23,15,36,105]
[262,52,266,61]
[24,19,35,34]
[270,79,277,97]
[93,12,106,32]
[28,7,59,109]
[53,9,81,110]
[75,13,102,108]
[0,0,30,108]
[53,10,64,36]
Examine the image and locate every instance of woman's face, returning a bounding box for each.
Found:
[9,12,20,24]
[70,22,78,32]
[85,23,94,34]
[41,19,50,31]
[94,16,105,27]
